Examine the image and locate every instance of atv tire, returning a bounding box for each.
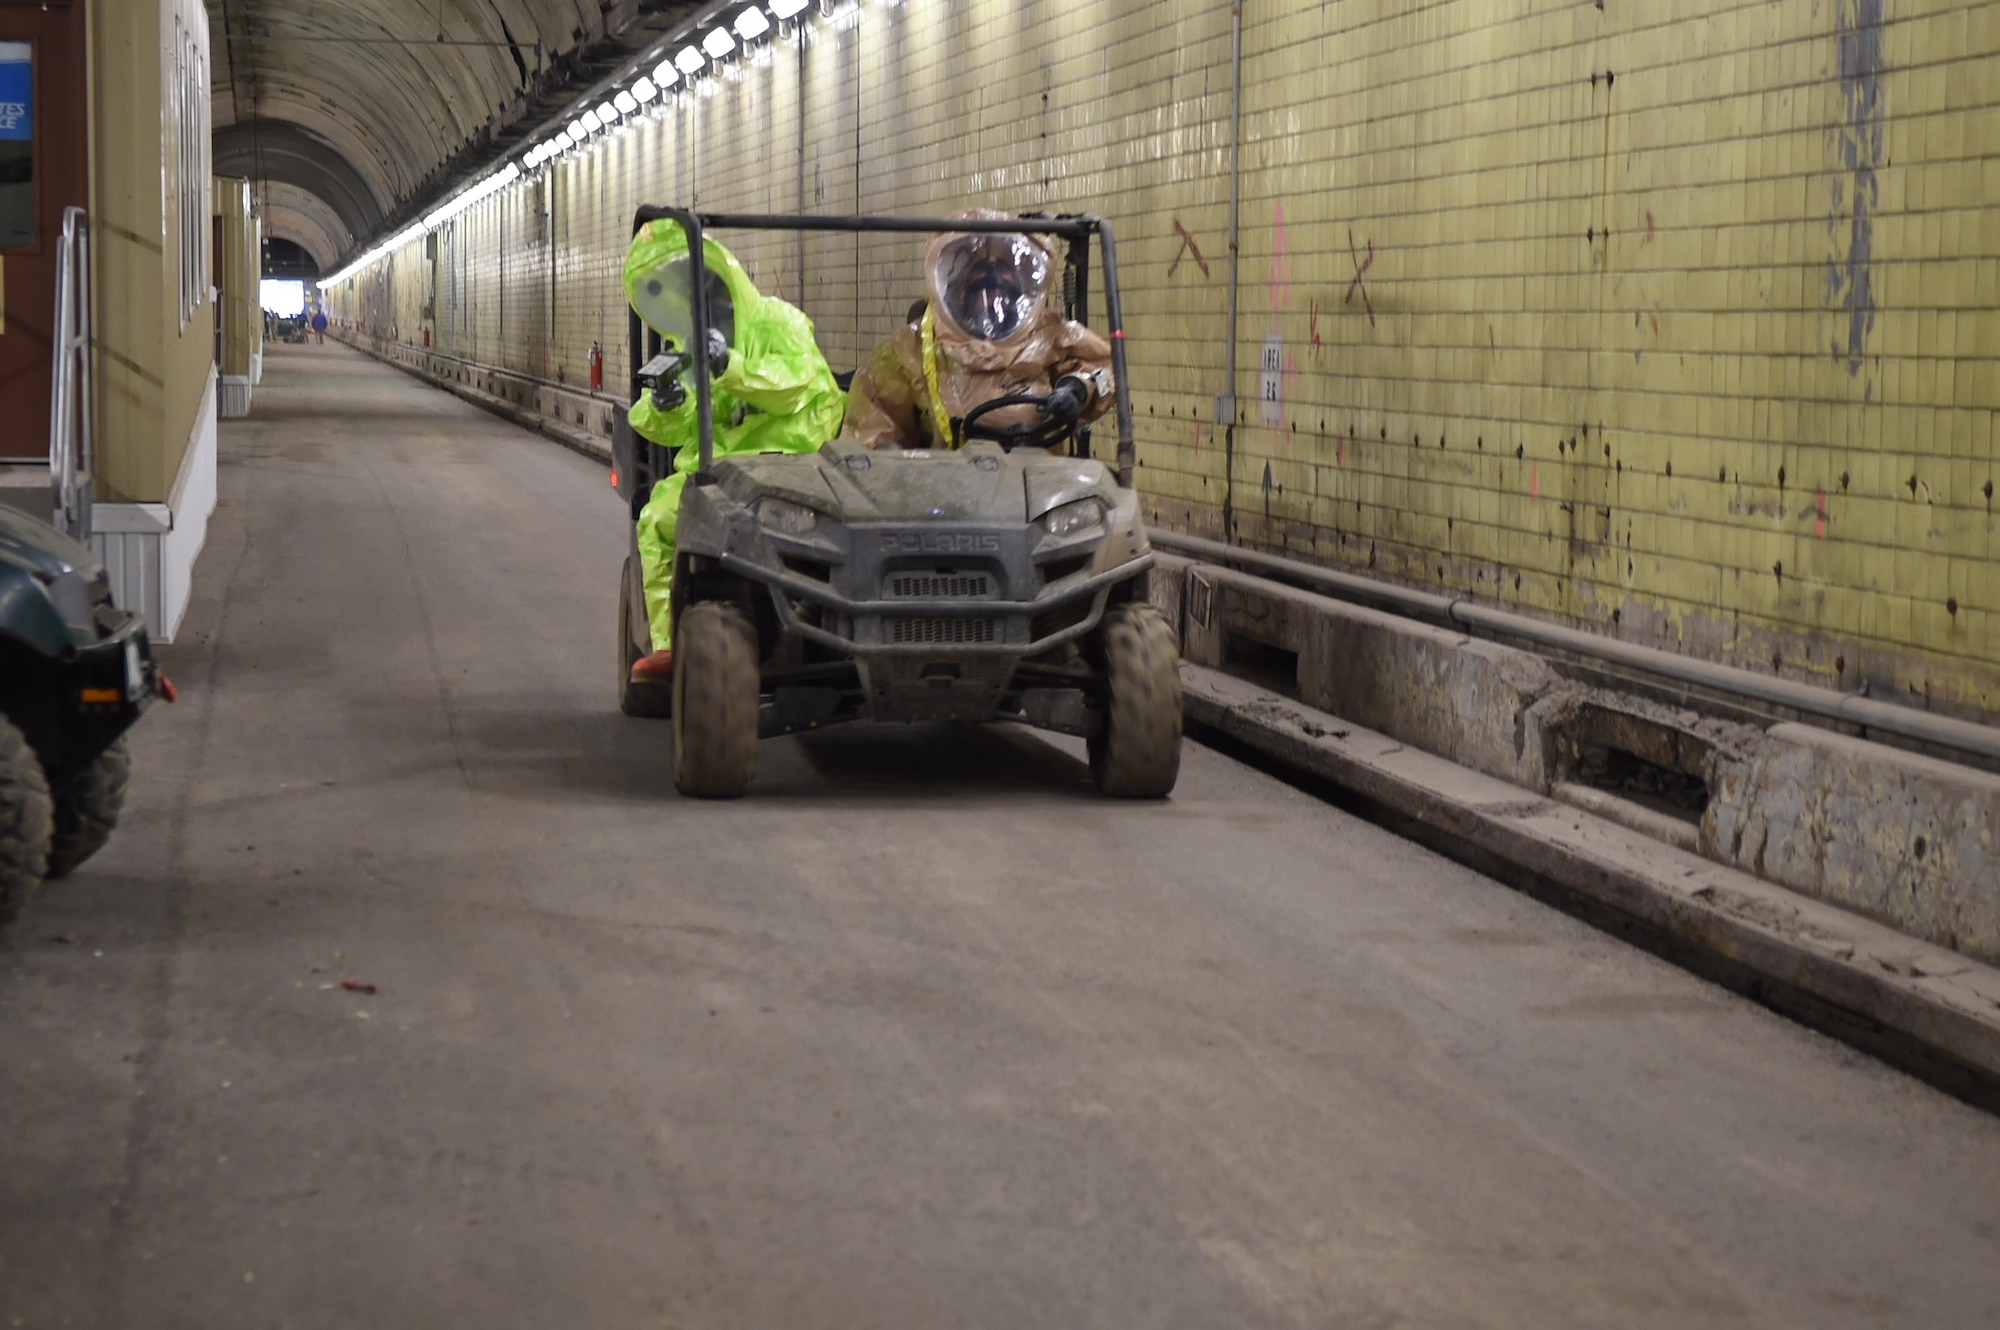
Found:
[47,738,131,880]
[0,716,54,920]
[1088,604,1183,798]
[618,555,672,718]
[673,602,759,798]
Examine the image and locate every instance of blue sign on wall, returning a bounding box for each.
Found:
[0,43,31,143]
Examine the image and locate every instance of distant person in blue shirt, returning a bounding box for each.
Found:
[310,310,328,344]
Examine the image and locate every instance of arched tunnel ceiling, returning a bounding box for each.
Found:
[208,1,709,263]
[258,181,352,272]
[215,120,385,239]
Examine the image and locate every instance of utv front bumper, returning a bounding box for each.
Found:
[720,546,1151,658]
[718,520,1150,730]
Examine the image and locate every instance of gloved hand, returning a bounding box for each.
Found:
[705,327,730,379]
[1041,374,1092,425]
[651,376,687,412]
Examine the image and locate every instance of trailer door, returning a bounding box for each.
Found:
[0,0,84,460]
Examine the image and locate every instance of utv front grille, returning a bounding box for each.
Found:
[886,572,995,599]
[887,617,1000,645]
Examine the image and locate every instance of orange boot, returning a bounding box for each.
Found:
[629,649,674,683]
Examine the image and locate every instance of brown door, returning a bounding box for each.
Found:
[0,0,85,461]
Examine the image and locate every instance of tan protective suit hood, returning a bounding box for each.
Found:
[841,210,1113,449]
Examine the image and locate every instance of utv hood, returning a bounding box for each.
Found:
[0,504,97,581]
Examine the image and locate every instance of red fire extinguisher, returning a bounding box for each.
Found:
[588,341,603,391]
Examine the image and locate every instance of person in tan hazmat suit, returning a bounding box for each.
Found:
[841,212,1115,450]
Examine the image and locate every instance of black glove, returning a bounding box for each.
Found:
[705,327,730,379]
[1041,375,1091,425]
[651,376,687,413]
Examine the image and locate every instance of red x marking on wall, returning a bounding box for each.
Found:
[1345,229,1376,327]
[1169,219,1210,279]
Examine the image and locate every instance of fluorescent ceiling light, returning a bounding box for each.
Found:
[597,100,619,123]
[567,118,586,139]
[675,45,705,73]
[702,28,735,58]
[422,163,522,230]
[323,158,530,289]
[613,90,638,115]
[581,108,602,132]
[770,0,808,17]
[633,76,659,102]
[654,59,679,87]
[736,7,771,39]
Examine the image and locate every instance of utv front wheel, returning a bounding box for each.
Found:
[0,716,54,920]
[673,602,760,798]
[618,556,672,718]
[1088,604,1183,798]
[47,739,131,880]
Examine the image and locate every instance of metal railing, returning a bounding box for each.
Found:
[48,206,93,541]
[1152,529,2000,768]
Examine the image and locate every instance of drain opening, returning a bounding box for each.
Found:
[1223,633,1299,699]
[1573,744,1709,824]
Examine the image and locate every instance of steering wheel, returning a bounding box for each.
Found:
[957,392,1075,451]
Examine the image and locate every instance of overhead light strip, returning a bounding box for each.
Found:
[324,3,842,290]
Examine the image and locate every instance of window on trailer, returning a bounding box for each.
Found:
[0,40,33,249]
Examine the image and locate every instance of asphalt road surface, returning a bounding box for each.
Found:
[3,343,1998,1329]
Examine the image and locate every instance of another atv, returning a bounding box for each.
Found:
[0,505,166,917]
[613,209,1181,800]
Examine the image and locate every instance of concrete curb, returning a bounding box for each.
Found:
[1183,664,2000,1096]
[1169,555,2000,968]
[335,337,614,468]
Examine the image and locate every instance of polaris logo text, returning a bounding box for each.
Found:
[880,533,1001,554]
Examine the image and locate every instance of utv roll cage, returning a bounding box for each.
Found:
[618,208,1137,491]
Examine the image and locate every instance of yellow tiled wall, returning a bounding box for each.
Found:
[325,0,2000,722]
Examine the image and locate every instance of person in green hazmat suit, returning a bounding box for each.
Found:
[623,221,845,682]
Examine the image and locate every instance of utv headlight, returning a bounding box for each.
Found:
[1040,498,1104,539]
[757,498,819,535]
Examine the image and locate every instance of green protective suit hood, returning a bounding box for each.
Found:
[622,219,843,457]
[623,220,844,651]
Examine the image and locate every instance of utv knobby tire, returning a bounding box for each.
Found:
[0,716,53,919]
[1088,604,1183,798]
[672,602,759,798]
[47,738,131,880]
[618,555,672,718]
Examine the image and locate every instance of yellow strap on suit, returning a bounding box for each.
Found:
[918,308,957,449]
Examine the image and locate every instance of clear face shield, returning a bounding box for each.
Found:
[631,256,736,350]
[932,233,1050,343]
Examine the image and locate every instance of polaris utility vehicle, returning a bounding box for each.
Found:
[0,504,166,915]
[612,209,1181,800]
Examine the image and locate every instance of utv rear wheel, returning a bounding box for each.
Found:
[673,602,760,798]
[0,716,53,920]
[1088,604,1183,798]
[47,739,131,880]
[618,556,672,718]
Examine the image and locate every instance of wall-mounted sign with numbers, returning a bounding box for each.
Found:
[1259,334,1283,426]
